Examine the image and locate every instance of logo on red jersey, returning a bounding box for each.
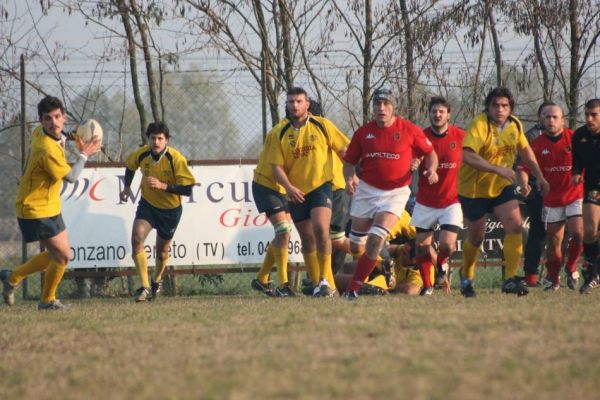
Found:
[393,132,401,141]
[565,145,571,153]
[365,133,376,140]
[450,141,456,149]
[541,149,550,155]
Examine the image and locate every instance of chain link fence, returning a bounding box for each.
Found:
[0,66,560,299]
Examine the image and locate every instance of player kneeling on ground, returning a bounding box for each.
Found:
[120,122,195,302]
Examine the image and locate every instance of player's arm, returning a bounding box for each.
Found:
[63,137,102,183]
[516,167,531,198]
[421,150,439,184]
[119,167,136,202]
[342,160,358,195]
[272,164,304,203]
[462,148,515,180]
[571,137,584,185]
[519,145,549,196]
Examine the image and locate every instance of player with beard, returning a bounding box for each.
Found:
[572,99,600,294]
[411,97,464,296]
[518,103,583,291]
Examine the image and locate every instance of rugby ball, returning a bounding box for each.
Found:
[76,119,103,143]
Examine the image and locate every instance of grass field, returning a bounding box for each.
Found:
[2,286,600,400]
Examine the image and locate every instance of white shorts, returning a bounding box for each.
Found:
[410,202,463,230]
[350,182,411,219]
[543,199,583,224]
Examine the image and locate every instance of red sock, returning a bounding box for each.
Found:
[437,250,449,270]
[525,273,538,286]
[547,257,562,285]
[417,253,433,288]
[347,254,377,293]
[565,240,583,274]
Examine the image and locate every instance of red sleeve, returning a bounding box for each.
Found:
[411,125,433,157]
[343,128,363,164]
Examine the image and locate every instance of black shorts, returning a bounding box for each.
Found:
[252,181,289,216]
[459,185,519,221]
[18,214,66,243]
[289,182,333,223]
[135,198,182,240]
[330,188,350,234]
[583,187,600,205]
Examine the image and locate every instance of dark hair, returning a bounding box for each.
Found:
[146,121,170,138]
[308,99,323,117]
[537,101,557,117]
[37,96,65,119]
[585,98,600,110]
[287,86,309,98]
[428,96,451,113]
[484,87,515,112]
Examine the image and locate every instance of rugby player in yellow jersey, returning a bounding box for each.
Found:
[119,122,196,302]
[0,96,101,310]
[251,127,294,297]
[457,87,549,297]
[268,87,350,297]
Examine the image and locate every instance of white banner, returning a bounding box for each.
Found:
[61,165,304,268]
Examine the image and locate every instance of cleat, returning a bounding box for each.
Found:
[1,269,16,306]
[459,273,476,298]
[567,271,580,290]
[358,282,387,296]
[342,291,359,301]
[434,262,449,287]
[502,277,529,296]
[301,277,314,296]
[420,287,434,296]
[312,285,321,297]
[38,299,69,310]
[542,278,559,292]
[580,262,599,295]
[275,283,296,297]
[318,280,338,297]
[251,278,275,297]
[150,280,162,301]
[133,287,151,302]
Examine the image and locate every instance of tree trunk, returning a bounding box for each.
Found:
[278,0,294,89]
[400,0,415,120]
[362,0,373,125]
[114,0,147,142]
[129,0,160,122]
[487,1,503,86]
[568,0,579,128]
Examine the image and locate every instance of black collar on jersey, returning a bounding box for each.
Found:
[150,146,168,162]
[429,127,448,137]
[137,147,175,176]
[544,132,563,142]
[279,116,328,141]
[42,128,62,142]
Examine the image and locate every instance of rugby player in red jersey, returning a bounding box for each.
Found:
[342,88,438,299]
[518,103,583,291]
[411,97,465,296]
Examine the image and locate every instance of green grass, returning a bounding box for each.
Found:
[2,288,600,399]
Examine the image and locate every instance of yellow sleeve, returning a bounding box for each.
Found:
[463,116,485,153]
[514,118,529,150]
[174,155,196,186]
[264,128,285,166]
[43,147,70,181]
[125,147,142,171]
[324,119,350,153]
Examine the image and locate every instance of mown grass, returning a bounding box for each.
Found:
[2,286,600,400]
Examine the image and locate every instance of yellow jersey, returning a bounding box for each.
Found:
[387,210,416,241]
[253,124,286,194]
[125,145,195,209]
[331,151,346,191]
[266,115,349,194]
[458,113,528,198]
[16,126,71,219]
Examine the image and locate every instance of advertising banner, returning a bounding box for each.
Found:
[61,165,304,268]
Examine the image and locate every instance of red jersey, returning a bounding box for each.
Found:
[522,128,583,207]
[417,125,464,208]
[344,117,433,190]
